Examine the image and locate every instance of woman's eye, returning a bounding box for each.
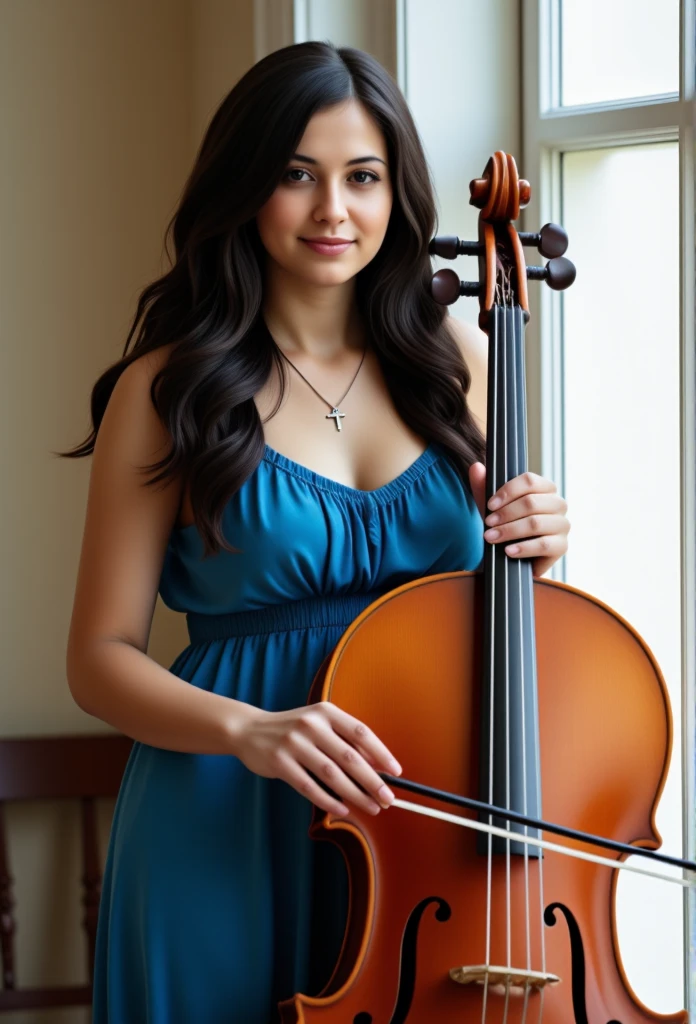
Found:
[282,168,380,185]
[284,168,311,183]
[352,170,380,184]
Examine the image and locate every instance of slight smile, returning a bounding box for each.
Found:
[300,238,354,255]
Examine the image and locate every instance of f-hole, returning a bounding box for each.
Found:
[545,902,622,1024]
[353,896,451,1024]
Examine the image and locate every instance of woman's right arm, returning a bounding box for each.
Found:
[66,348,400,815]
[65,345,258,755]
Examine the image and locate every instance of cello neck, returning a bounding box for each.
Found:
[477,302,543,857]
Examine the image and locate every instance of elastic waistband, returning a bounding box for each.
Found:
[186,590,388,643]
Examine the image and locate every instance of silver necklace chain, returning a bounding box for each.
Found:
[275,343,367,431]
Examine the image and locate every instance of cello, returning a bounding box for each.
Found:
[278,152,695,1023]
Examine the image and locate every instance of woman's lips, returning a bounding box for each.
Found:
[301,239,353,256]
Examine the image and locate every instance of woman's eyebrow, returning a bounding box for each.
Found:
[291,152,387,167]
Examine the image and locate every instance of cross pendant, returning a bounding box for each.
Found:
[326,407,346,431]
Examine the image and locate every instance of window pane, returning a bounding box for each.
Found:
[561,142,682,1009]
[560,0,679,106]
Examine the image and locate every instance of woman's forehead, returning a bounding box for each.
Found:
[296,102,387,161]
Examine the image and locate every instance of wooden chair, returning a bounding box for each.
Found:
[0,734,133,1013]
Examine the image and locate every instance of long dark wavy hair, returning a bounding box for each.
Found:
[56,40,486,558]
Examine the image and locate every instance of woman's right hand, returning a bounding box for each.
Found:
[231,701,403,817]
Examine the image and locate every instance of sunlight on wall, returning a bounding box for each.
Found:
[562,141,682,1009]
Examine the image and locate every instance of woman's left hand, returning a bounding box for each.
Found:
[468,463,570,578]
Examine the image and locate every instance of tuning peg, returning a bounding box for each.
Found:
[430,268,480,305]
[428,236,484,260]
[526,256,576,291]
[518,223,569,259]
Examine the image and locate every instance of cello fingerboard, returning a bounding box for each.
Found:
[477,303,542,858]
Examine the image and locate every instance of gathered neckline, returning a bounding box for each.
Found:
[172,442,442,536]
[262,442,440,504]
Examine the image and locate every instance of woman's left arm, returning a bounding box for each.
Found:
[446,313,571,578]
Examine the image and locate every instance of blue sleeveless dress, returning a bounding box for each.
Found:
[92,440,484,1023]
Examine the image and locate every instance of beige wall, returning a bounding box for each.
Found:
[0,1,252,1020]
[192,0,255,145]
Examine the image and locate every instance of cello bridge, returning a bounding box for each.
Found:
[449,965,561,993]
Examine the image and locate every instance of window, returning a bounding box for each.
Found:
[523,0,694,1012]
[559,0,679,106]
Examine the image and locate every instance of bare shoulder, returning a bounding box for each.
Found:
[134,340,177,380]
[66,343,183,698]
[445,312,488,432]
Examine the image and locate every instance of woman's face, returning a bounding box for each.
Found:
[255,99,393,288]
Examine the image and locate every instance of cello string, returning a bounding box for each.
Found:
[481,300,500,1023]
[514,296,548,1021]
[512,301,533,1024]
[503,299,513,1024]
[521,301,547,1024]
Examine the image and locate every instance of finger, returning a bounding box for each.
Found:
[297,739,384,816]
[484,513,570,546]
[484,492,567,527]
[281,758,351,817]
[322,704,402,776]
[353,740,380,768]
[320,734,396,809]
[503,534,567,560]
[352,742,402,791]
[468,461,487,521]
[488,471,558,511]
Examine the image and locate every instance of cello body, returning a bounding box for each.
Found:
[278,571,686,1023]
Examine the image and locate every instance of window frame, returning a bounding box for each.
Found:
[522,0,696,1008]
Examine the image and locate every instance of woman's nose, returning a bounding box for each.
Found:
[313,180,349,220]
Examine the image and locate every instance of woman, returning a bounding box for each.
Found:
[61,41,570,1023]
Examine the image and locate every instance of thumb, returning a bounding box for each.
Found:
[468,461,487,521]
